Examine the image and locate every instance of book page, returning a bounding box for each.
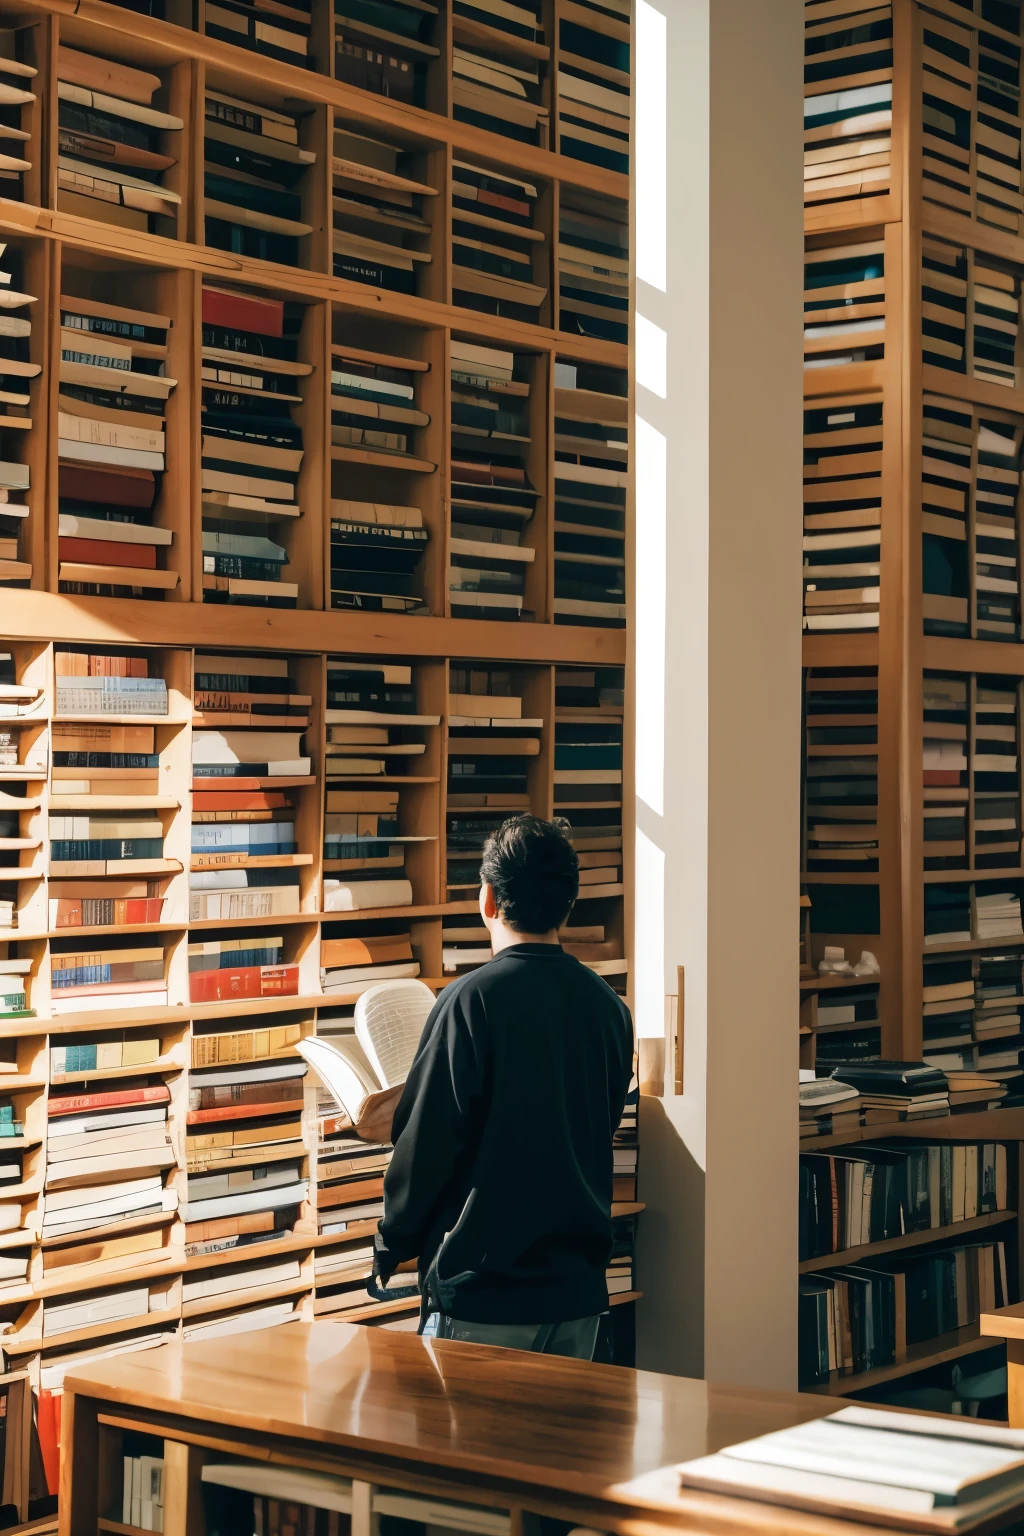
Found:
[355,980,435,1089]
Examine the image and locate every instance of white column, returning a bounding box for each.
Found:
[633,0,804,1388]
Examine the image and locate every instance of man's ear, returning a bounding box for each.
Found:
[480,881,498,920]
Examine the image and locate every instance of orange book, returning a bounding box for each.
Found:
[319,1177,386,1209]
[320,935,413,969]
[185,1210,276,1241]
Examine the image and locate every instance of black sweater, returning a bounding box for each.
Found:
[377,943,634,1324]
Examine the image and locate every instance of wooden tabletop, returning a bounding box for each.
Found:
[63,1321,848,1525]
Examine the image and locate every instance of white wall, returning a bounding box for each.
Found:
[633,0,804,1388]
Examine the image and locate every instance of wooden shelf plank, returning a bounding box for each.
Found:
[803,1325,996,1396]
[798,1210,1016,1274]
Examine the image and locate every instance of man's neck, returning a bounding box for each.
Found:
[489,924,561,956]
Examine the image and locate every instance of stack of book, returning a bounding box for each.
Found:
[822,1060,951,1122]
[323,658,437,908]
[798,1077,862,1139]
[452,161,545,322]
[449,341,536,620]
[974,685,1021,871]
[320,934,420,998]
[812,985,881,1069]
[190,654,309,921]
[201,1464,351,1531]
[922,672,968,876]
[612,1076,638,1207]
[799,1230,1008,1385]
[800,1140,1007,1261]
[54,649,168,717]
[803,7,891,214]
[805,668,879,873]
[446,668,537,904]
[332,126,435,294]
[922,236,968,378]
[43,1277,174,1340]
[57,296,177,599]
[183,1060,306,1255]
[49,649,173,932]
[805,238,885,371]
[553,358,627,627]
[554,664,624,947]
[976,888,1024,941]
[186,1019,307,1259]
[558,195,627,345]
[315,1102,389,1238]
[0,242,36,586]
[313,1235,375,1312]
[56,46,182,235]
[335,0,438,107]
[557,1,629,174]
[974,411,1019,640]
[331,347,433,479]
[42,1084,176,1250]
[0,953,30,1020]
[49,942,168,1015]
[451,2,547,146]
[201,285,309,607]
[330,497,428,614]
[0,35,35,204]
[206,2,311,70]
[802,399,882,632]
[183,1253,302,1321]
[922,956,975,1066]
[180,1295,299,1342]
[191,727,311,920]
[48,811,166,879]
[204,93,314,267]
[187,936,299,1005]
[554,690,621,902]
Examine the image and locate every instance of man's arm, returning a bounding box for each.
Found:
[374,985,486,1277]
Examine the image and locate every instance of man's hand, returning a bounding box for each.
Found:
[354,1083,404,1145]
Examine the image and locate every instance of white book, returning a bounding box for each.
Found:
[323,879,413,912]
[182,1257,300,1304]
[57,515,173,546]
[322,962,420,987]
[192,730,307,765]
[201,1463,352,1513]
[181,1300,296,1341]
[48,1107,168,1141]
[181,1180,307,1224]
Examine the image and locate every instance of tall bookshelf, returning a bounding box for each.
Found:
[799,0,1024,1409]
[0,0,636,1523]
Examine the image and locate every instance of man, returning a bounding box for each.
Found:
[371,814,634,1359]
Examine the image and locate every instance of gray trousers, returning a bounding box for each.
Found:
[422,1312,600,1360]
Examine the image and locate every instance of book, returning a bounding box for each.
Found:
[679,1408,1024,1531]
[297,979,435,1126]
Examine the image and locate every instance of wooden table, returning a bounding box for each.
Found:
[57,1321,934,1536]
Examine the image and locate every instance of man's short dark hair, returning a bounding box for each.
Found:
[479,815,579,934]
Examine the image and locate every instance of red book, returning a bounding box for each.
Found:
[48,1083,171,1117]
[192,791,288,811]
[36,1390,60,1498]
[203,285,284,338]
[59,537,157,568]
[476,189,530,219]
[923,771,963,786]
[187,1097,304,1125]
[58,463,155,509]
[188,964,299,1004]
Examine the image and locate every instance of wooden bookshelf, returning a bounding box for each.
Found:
[0,0,636,1523]
[799,0,1024,1408]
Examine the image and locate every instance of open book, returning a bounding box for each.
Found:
[297,978,436,1126]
